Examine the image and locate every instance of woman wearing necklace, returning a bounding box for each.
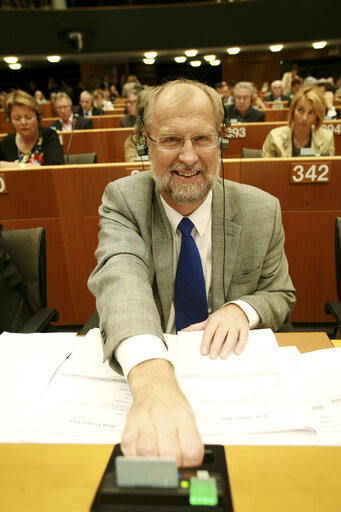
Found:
[0,90,64,167]
[262,85,335,158]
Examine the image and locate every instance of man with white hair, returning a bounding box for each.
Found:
[265,80,291,104]
[226,81,265,122]
[75,90,104,117]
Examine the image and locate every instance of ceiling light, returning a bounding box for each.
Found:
[4,56,18,64]
[312,41,327,49]
[185,49,198,57]
[9,63,21,70]
[143,58,155,65]
[269,44,283,52]
[226,47,240,55]
[210,59,221,66]
[204,54,216,62]
[174,56,187,63]
[144,51,157,59]
[189,60,201,67]
[47,55,61,63]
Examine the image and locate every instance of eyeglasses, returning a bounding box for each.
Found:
[235,95,251,102]
[55,105,71,111]
[11,115,36,123]
[147,132,220,151]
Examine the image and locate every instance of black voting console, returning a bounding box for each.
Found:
[91,445,233,512]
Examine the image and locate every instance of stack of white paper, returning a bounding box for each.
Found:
[1,328,341,446]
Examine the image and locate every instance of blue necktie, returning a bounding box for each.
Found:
[175,217,208,331]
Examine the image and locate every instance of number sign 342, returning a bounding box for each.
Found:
[290,162,331,183]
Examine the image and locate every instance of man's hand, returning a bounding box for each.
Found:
[183,303,249,359]
[121,359,204,467]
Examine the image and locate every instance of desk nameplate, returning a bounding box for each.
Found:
[290,161,331,184]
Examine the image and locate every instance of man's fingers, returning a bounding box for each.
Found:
[121,419,139,456]
[181,320,207,332]
[218,327,239,359]
[233,326,249,355]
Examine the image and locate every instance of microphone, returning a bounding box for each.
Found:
[66,113,79,164]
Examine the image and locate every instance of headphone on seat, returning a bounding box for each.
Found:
[132,100,231,157]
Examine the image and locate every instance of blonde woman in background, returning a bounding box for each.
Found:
[262,86,335,157]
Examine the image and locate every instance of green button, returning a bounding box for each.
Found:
[189,476,218,506]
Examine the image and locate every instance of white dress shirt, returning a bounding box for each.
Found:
[115,192,260,377]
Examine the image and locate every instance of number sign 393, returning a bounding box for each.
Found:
[290,162,331,184]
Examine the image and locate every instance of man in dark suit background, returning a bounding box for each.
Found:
[74,90,104,117]
[226,82,265,122]
[264,80,291,105]
[49,92,93,131]
[119,91,138,127]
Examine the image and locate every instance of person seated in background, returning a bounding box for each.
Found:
[260,81,270,96]
[226,82,265,122]
[109,84,120,101]
[74,90,104,117]
[215,81,234,106]
[49,92,93,131]
[0,91,8,109]
[93,89,114,111]
[0,90,64,167]
[120,91,138,127]
[88,78,295,466]
[252,82,268,110]
[289,78,302,100]
[323,83,340,120]
[262,85,335,157]
[335,77,341,100]
[124,88,153,161]
[282,64,300,96]
[122,75,141,97]
[34,90,47,104]
[264,80,291,106]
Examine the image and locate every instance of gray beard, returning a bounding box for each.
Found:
[151,159,220,204]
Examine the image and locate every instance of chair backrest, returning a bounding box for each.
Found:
[335,217,341,301]
[2,227,46,310]
[64,152,97,164]
[241,148,262,158]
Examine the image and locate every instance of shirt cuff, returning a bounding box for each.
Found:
[114,334,170,379]
[227,300,261,329]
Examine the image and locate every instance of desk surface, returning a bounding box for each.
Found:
[1,332,340,512]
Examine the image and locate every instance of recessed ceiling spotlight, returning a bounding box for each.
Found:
[226,47,240,55]
[210,59,221,66]
[204,55,216,62]
[143,58,155,65]
[189,60,201,67]
[144,51,157,59]
[47,55,61,63]
[269,44,283,52]
[312,41,327,49]
[185,49,198,57]
[174,56,187,63]
[9,63,21,70]
[4,56,18,64]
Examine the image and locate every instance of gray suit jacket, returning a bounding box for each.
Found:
[88,172,295,363]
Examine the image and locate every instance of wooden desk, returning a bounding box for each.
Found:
[225,120,341,158]
[41,115,123,129]
[57,128,134,163]
[239,156,341,322]
[0,333,339,512]
[0,157,339,324]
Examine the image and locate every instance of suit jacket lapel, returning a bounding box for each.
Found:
[211,181,242,311]
[152,188,174,328]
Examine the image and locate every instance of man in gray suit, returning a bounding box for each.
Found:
[88,79,295,467]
